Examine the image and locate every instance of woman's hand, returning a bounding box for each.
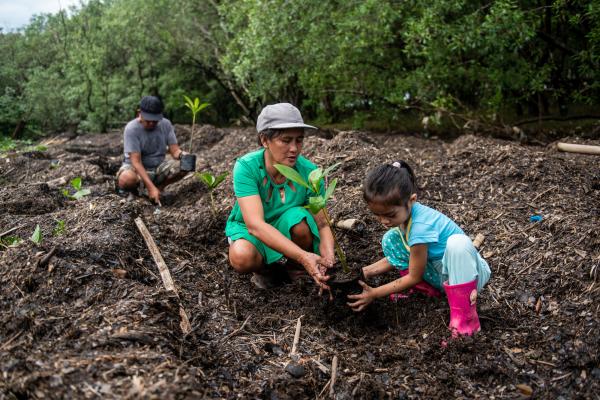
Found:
[299,251,331,290]
[347,281,376,312]
[318,247,335,277]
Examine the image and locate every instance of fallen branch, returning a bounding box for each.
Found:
[312,359,330,374]
[0,224,25,238]
[557,142,600,155]
[37,246,57,269]
[220,314,251,342]
[336,218,366,232]
[473,233,485,249]
[134,217,191,334]
[45,176,69,188]
[290,316,302,356]
[330,355,339,398]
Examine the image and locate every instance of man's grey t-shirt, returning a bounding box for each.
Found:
[123,118,177,169]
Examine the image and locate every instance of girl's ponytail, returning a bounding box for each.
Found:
[393,160,417,189]
[364,160,418,206]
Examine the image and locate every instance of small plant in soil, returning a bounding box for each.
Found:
[30,224,43,245]
[53,219,66,236]
[196,171,228,216]
[0,236,22,248]
[62,177,91,200]
[273,163,349,272]
[183,95,210,153]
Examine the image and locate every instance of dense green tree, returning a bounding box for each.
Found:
[0,0,598,136]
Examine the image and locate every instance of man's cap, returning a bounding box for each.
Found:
[256,103,316,133]
[140,96,164,121]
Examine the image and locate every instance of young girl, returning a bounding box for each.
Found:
[347,161,491,337]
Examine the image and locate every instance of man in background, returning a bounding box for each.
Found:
[115,95,188,204]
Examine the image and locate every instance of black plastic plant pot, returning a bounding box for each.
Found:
[180,153,197,172]
[327,264,365,294]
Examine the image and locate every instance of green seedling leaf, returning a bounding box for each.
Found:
[183,94,210,153]
[308,168,323,193]
[196,171,228,189]
[213,171,229,187]
[273,164,310,189]
[308,168,323,185]
[70,177,82,191]
[53,220,66,236]
[30,224,43,245]
[325,178,338,201]
[184,95,195,111]
[62,177,90,200]
[197,172,216,187]
[1,236,22,248]
[323,163,340,177]
[71,189,91,200]
[196,170,228,216]
[305,195,326,214]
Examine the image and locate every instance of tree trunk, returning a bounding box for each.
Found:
[11,120,26,139]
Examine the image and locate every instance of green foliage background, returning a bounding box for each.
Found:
[0,0,598,135]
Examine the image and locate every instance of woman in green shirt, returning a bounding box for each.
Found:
[225,103,335,290]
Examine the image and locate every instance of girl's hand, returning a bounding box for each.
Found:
[361,267,372,280]
[346,281,376,312]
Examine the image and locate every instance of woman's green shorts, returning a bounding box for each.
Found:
[227,206,320,265]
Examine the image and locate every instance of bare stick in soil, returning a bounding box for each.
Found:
[45,176,69,188]
[473,233,485,249]
[290,316,302,356]
[37,246,57,269]
[557,142,600,155]
[336,218,366,232]
[0,224,25,238]
[330,355,339,398]
[220,314,251,342]
[134,217,191,334]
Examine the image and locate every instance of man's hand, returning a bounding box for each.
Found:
[147,185,161,204]
[347,281,376,312]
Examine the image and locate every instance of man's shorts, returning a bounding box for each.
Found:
[116,159,180,187]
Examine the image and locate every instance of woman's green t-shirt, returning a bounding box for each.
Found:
[225,148,320,237]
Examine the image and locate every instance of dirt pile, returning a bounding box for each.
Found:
[0,127,598,398]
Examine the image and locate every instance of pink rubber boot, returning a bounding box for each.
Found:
[443,279,480,337]
[390,269,442,302]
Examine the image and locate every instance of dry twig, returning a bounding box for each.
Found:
[134,217,191,334]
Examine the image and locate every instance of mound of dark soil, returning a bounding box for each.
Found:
[0,126,598,398]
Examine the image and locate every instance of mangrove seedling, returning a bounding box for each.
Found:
[53,219,66,236]
[30,224,43,245]
[273,163,348,272]
[183,95,210,153]
[62,177,91,200]
[196,171,228,215]
[0,236,22,248]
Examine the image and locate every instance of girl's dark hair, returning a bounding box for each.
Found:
[363,161,418,206]
[258,128,281,145]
